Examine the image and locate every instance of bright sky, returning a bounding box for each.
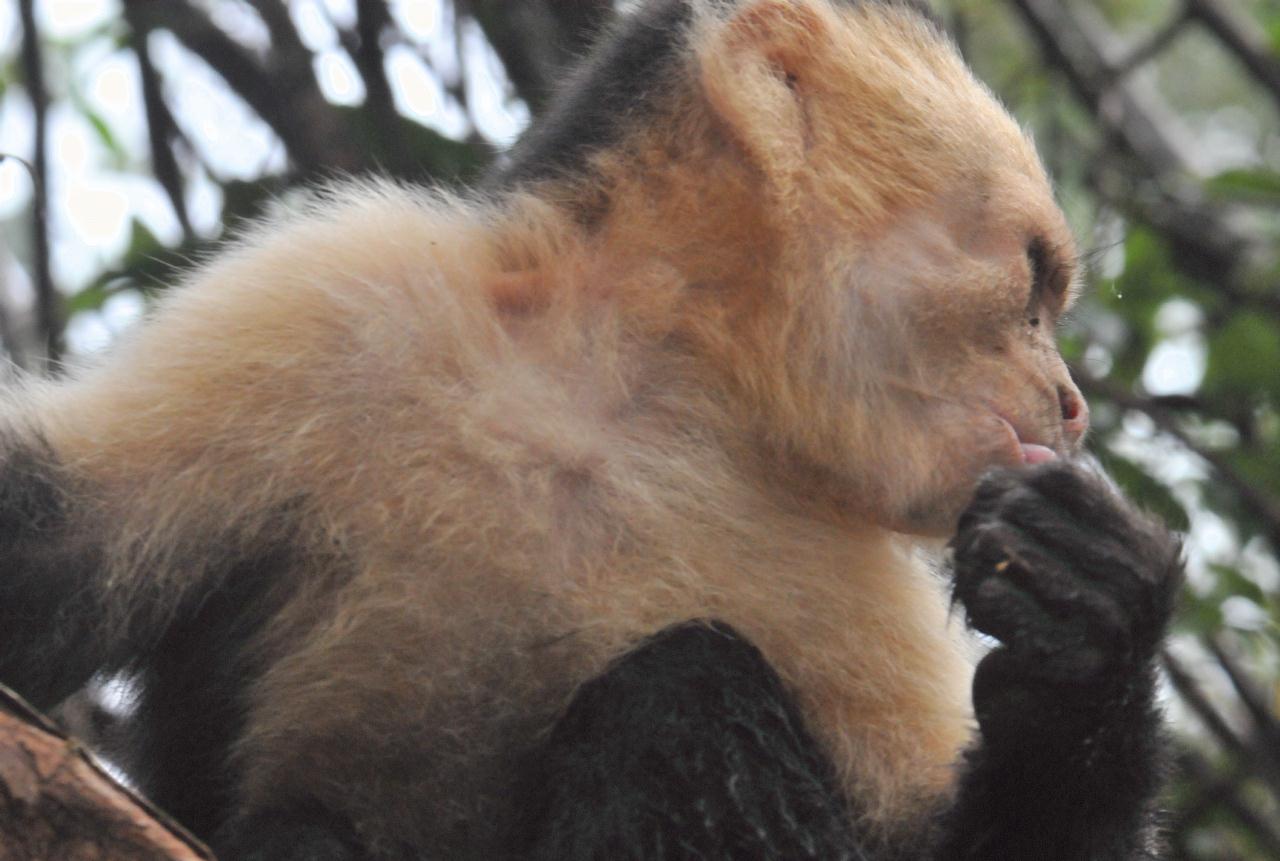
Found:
[0,0,527,351]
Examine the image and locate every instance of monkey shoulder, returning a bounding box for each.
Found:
[509,620,867,861]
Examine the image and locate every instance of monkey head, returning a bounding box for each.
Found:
[674,0,1089,535]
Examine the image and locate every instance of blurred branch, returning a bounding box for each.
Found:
[1173,746,1280,858]
[1164,651,1256,765]
[1185,0,1280,108]
[124,0,358,175]
[125,19,192,238]
[0,243,25,369]
[249,0,307,60]
[1163,649,1280,803]
[1204,635,1280,755]
[354,0,395,118]
[352,0,400,166]
[1079,372,1280,550]
[464,1,612,114]
[1108,7,1193,82]
[1009,0,1264,291]
[17,0,61,369]
[1011,0,1193,173]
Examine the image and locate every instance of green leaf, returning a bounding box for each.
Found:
[333,105,489,183]
[64,281,113,315]
[1203,311,1280,405]
[1207,169,1280,205]
[1176,593,1224,636]
[123,218,163,269]
[81,105,127,169]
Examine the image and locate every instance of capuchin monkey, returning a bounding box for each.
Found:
[0,1,1179,858]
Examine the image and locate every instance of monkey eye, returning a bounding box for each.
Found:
[1027,236,1071,300]
[1025,235,1067,325]
[1027,237,1049,302]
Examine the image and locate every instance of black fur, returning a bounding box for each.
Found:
[215,804,363,861]
[941,460,1179,860]
[0,436,324,846]
[508,621,864,861]
[489,0,692,188]
[128,541,304,839]
[490,0,940,190]
[0,438,107,707]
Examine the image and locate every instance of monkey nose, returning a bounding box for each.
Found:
[1058,384,1089,447]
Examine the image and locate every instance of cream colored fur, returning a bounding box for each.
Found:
[12,0,1085,850]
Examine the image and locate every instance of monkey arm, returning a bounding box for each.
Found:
[941,462,1178,861]
[936,652,1166,861]
[507,620,868,861]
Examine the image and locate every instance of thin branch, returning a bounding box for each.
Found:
[1162,651,1254,763]
[1107,5,1194,83]
[126,21,192,238]
[249,0,308,60]
[124,0,356,175]
[1010,0,1261,288]
[1204,635,1280,754]
[1162,649,1280,816]
[352,0,401,167]
[1169,755,1248,837]
[1080,373,1280,550]
[0,242,26,370]
[1185,0,1280,108]
[1173,747,1280,858]
[17,0,60,369]
[464,0,612,114]
[1011,0,1192,174]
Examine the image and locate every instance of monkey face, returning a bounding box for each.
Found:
[831,177,1089,536]
[692,0,1087,535]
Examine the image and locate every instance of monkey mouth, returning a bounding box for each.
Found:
[990,410,1058,466]
[1019,443,1057,464]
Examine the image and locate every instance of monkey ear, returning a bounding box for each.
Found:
[697,0,831,188]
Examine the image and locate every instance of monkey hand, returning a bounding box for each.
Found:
[949,461,1182,733]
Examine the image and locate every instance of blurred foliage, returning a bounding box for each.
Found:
[947,1,1280,856]
[0,0,1278,858]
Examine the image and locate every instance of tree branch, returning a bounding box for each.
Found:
[124,0,357,175]
[17,0,60,369]
[0,684,212,860]
[1172,746,1280,858]
[1078,371,1280,550]
[352,0,401,167]
[1204,635,1280,757]
[1185,0,1280,108]
[1009,0,1263,289]
[464,0,611,114]
[125,19,193,238]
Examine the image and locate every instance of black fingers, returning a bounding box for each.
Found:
[506,621,868,861]
[951,460,1182,688]
[938,460,1174,860]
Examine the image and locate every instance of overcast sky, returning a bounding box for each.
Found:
[0,0,526,352]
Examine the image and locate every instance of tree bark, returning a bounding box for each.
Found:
[0,685,212,861]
